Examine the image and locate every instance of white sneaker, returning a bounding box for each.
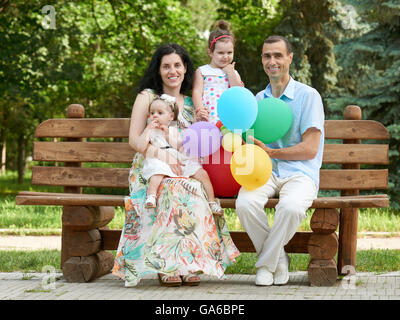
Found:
[255,267,273,286]
[273,251,290,285]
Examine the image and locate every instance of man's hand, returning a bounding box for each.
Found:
[247,135,276,158]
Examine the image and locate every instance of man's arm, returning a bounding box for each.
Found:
[249,127,322,160]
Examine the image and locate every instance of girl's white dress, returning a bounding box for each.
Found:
[142,126,202,180]
[198,64,231,124]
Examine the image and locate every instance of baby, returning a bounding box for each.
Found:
[141,94,224,215]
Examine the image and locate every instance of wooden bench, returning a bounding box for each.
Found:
[16,104,390,286]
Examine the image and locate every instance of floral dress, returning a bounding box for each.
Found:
[112,90,240,286]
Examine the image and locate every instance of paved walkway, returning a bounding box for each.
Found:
[1,271,400,301]
[1,234,400,251]
[1,235,399,302]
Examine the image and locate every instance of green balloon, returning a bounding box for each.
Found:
[244,98,293,144]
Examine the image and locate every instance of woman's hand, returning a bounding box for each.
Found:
[166,153,184,176]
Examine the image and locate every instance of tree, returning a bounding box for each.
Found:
[0,0,204,182]
[326,0,400,207]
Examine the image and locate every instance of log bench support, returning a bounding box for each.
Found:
[61,205,115,282]
[15,104,390,285]
[307,208,339,286]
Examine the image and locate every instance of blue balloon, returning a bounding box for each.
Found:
[217,87,258,133]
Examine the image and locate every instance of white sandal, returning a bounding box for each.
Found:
[145,194,157,208]
[209,201,224,216]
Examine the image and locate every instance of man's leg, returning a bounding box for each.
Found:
[236,175,279,286]
[235,175,278,254]
[255,175,317,275]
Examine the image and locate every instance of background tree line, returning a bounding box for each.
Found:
[1,0,399,206]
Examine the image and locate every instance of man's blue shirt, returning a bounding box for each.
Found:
[255,77,325,189]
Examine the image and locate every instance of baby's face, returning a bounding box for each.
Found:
[149,100,174,126]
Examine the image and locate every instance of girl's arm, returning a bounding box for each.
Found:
[222,62,244,87]
[192,68,210,121]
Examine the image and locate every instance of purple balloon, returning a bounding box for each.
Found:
[182,122,222,157]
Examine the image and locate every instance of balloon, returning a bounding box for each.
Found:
[217,87,258,132]
[182,121,222,157]
[230,144,272,191]
[203,146,241,197]
[244,98,293,144]
[221,132,243,152]
[220,125,231,136]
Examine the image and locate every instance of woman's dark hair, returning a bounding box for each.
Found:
[137,43,194,95]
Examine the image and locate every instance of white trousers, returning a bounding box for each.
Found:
[235,173,317,272]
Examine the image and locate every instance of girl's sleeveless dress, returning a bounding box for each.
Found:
[198,64,230,124]
[112,90,240,286]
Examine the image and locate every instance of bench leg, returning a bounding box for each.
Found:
[61,206,115,282]
[337,207,359,275]
[307,209,339,286]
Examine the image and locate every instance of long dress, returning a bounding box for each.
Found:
[112,90,240,286]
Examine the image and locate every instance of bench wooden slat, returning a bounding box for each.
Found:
[33,142,135,163]
[319,169,388,190]
[30,166,388,190]
[324,120,389,140]
[322,144,388,164]
[33,141,388,165]
[32,166,129,188]
[34,118,389,140]
[15,191,389,208]
[35,119,130,138]
[99,229,312,253]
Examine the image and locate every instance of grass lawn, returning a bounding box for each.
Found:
[1,249,399,274]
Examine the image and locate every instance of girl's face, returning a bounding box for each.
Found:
[149,100,174,126]
[208,40,234,69]
[159,53,187,91]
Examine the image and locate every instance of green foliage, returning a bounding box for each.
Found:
[216,0,282,92]
[325,0,400,207]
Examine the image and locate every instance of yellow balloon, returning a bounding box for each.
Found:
[230,144,272,190]
[222,132,243,152]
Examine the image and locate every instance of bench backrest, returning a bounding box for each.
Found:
[31,105,389,193]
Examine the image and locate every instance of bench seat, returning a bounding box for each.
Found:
[16,191,389,209]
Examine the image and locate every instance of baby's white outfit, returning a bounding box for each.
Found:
[198,64,230,124]
[142,126,202,180]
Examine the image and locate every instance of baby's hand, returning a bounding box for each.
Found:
[148,119,161,130]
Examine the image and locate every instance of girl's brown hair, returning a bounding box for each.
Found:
[208,20,235,52]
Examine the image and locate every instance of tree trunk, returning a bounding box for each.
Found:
[17,133,25,184]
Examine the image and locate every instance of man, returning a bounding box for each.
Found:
[235,36,325,286]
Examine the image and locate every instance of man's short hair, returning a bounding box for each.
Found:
[263,36,293,55]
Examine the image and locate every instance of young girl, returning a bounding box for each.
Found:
[192,20,243,124]
[140,94,224,215]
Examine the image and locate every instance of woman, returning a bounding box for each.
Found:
[112,43,240,287]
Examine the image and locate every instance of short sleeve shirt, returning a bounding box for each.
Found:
[255,77,325,189]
